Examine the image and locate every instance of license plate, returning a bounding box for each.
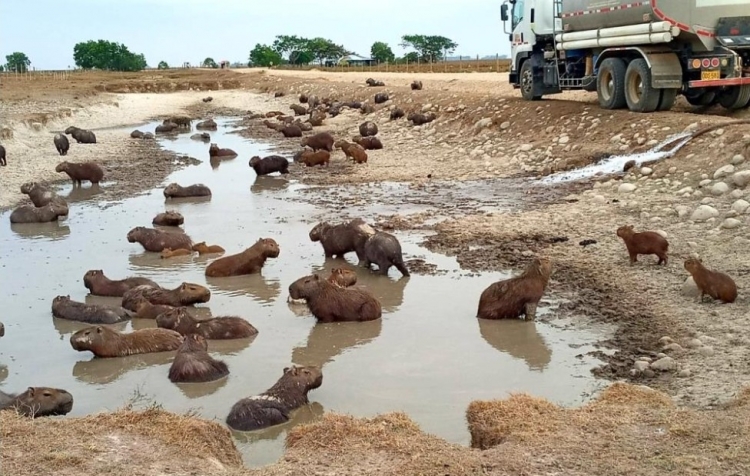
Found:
[701,70,721,81]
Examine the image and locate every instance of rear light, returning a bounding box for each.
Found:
[692,59,701,69]
[711,58,720,68]
[702,58,711,68]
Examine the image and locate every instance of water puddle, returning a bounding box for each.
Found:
[0,117,609,468]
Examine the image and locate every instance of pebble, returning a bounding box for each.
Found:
[699,346,715,357]
[685,338,702,349]
[675,205,690,218]
[721,218,742,229]
[682,277,701,297]
[732,170,750,187]
[640,167,653,176]
[663,343,684,353]
[593,195,607,204]
[731,154,745,165]
[729,189,745,199]
[690,205,719,221]
[474,117,492,130]
[650,356,677,371]
[618,183,637,193]
[713,164,735,179]
[633,361,650,373]
[677,187,693,195]
[669,166,677,174]
[500,121,510,129]
[658,336,673,345]
[520,144,533,152]
[710,182,729,196]
[678,369,692,378]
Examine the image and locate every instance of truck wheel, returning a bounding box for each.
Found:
[596,58,627,109]
[520,60,542,101]
[657,88,678,111]
[685,90,717,106]
[624,59,660,113]
[718,85,750,110]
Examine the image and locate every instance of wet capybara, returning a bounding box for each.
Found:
[281,125,303,138]
[616,225,669,265]
[299,150,330,167]
[127,226,193,253]
[131,130,144,139]
[328,268,357,287]
[192,242,225,255]
[9,202,69,224]
[196,119,218,130]
[156,307,258,339]
[0,144,6,166]
[83,270,159,297]
[301,132,335,152]
[249,155,289,175]
[163,183,212,198]
[55,161,104,186]
[365,78,385,87]
[190,132,211,141]
[155,122,179,134]
[684,258,738,303]
[411,80,423,90]
[0,387,74,417]
[290,104,307,116]
[64,126,96,144]
[169,334,229,383]
[353,135,384,150]
[161,248,194,259]
[208,143,238,158]
[53,133,70,156]
[477,257,552,321]
[374,92,389,104]
[359,121,378,137]
[51,295,132,324]
[205,238,280,277]
[166,116,192,128]
[309,218,374,261]
[288,274,382,322]
[152,210,185,227]
[334,140,368,164]
[121,283,211,310]
[132,298,174,320]
[390,108,405,120]
[226,365,323,431]
[70,325,183,358]
[408,112,436,125]
[20,182,59,207]
[361,231,410,277]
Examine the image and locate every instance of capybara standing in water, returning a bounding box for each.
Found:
[51,295,132,324]
[616,225,669,266]
[288,274,382,322]
[301,132,334,152]
[55,161,104,186]
[83,270,159,297]
[20,182,59,207]
[353,135,383,150]
[361,231,410,277]
[309,218,374,261]
[127,226,192,253]
[299,150,330,167]
[131,298,174,320]
[9,202,69,224]
[190,132,211,141]
[226,365,323,431]
[684,258,738,303]
[280,125,303,138]
[249,155,289,175]
[328,268,357,287]
[53,133,70,155]
[0,387,74,417]
[411,80,423,90]
[64,126,96,144]
[334,140,368,164]
[169,334,229,383]
[477,257,553,321]
[205,238,280,277]
[208,143,238,158]
[163,183,212,199]
[121,283,210,310]
[359,121,378,137]
[152,211,185,227]
[161,248,194,259]
[156,307,258,339]
[0,144,6,166]
[192,242,225,255]
[196,119,217,130]
[70,325,183,358]
[155,122,178,134]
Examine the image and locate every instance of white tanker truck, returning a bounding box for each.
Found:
[501,0,750,112]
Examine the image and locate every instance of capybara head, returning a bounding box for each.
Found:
[249,156,261,167]
[288,274,326,301]
[683,257,703,273]
[180,333,208,352]
[51,295,71,309]
[308,222,330,242]
[155,306,188,330]
[54,161,69,173]
[163,183,181,197]
[10,387,74,417]
[255,238,280,258]
[70,325,112,352]
[83,269,104,290]
[64,126,79,135]
[527,257,553,280]
[126,226,147,243]
[176,282,211,303]
[281,365,323,392]
[616,225,635,240]
[20,182,38,194]
[329,268,357,287]
[209,143,219,154]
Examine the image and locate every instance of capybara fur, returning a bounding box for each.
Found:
[169,334,229,383]
[163,183,212,198]
[328,268,357,287]
[196,119,218,130]
[131,130,144,139]
[299,94,309,103]
[281,125,303,138]
[166,116,192,128]
[155,122,179,134]
[0,145,6,166]
[362,231,410,277]
[70,325,183,358]
[9,202,69,224]
[290,104,307,116]
[53,133,70,155]
[616,225,669,265]
[359,121,378,137]
[226,365,323,431]
[477,257,552,321]
[205,238,280,277]
[127,226,193,253]
[249,155,289,175]
[390,108,405,120]
[263,119,285,132]
[190,132,211,141]
[684,258,738,303]
[20,182,58,207]
[289,274,382,322]
[301,132,335,152]
[334,140,368,164]
[152,211,185,227]
[299,150,330,167]
[0,387,74,417]
[292,149,308,163]
[83,270,159,297]
[192,242,226,255]
[411,80,423,90]
[408,112,436,126]
[121,283,211,310]
[51,295,132,324]
[55,161,104,185]
[365,78,385,87]
[64,126,96,144]
[209,143,238,158]
[309,218,374,260]
[360,103,375,115]
[161,248,194,259]
[156,307,258,339]
[308,110,326,127]
[132,298,175,320]
[353,135,383,150]
[374,92,389,104]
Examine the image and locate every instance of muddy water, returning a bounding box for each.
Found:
[0,117,608,468]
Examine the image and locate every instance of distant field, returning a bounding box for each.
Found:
[274,59,512,74]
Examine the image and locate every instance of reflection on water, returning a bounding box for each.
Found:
[163,195,212,206]
[10,222,71,241]
[72,351,175,385]
[478,319,553,371]
[0,365,8,384]
[291,320,382,369]
[250,176,291,194]
[53,317,128,337]
[174,374,229,399]
[206,274,282,304]
[61,184,105,204]
[128,251,195,272]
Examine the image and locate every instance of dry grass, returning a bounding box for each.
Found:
[274,59,512,74]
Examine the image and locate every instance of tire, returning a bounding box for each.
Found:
[519,60,542,101]
[596,58,627,110]
[718,85,750,110]
[657,88,678,111]
[624,58,660,112]
[685,90,717,106]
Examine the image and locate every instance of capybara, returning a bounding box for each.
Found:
[205,238,280,277]
[408,112,436,126]
[623,159,637,172]
[309,218,374,260]
[208,143,238,158]
[0,387,74,417]
[296,120,313,132]
[226,365,323,431]
[359,121,378,137]
[360,103,375,115]
[477,257,552,321]
[299,93,309,103]
[301,132,335,152]
[334,140,368,164]
[196,119,217,130]
[616,225,669,265]
[127,226,193,253]
[142,132,155,140]
[83,269,159,297]
[299,150,330,167]
[411,80,423,90]
[0,321,4,338]
[290,104,307,116]
[365,78,385,87]
[684,258,738,303]
[55,161,104,186]
[288,274,382,322]
[266,111,285,118]
[131,130,144,139]
[20,182,58,207]
[161,248,194,259]
[156,307,258,339]
[249,155,289,175]
[328,268,358,287]
[163,183,212,198]
[274,91,285,97]
[70,325,183,358]
[155,122,179,134]
[132,298,174,320]
[166,116,192,128]
[152,211,185,227]
[0,144,6,166]
[390,108,405,120]
[53,133,70,156]
[292,149,308,162]
[353,135,383,150]
[263,119,285,132]
[374,92,389,104]
[202,96,213,103]
[190,132,211,141]
[308,110,326,127]
[9,202,69,224]
[121,283,210,310]
[307,95,320,108]
[361,231,410,277]
[168,334,229,383]
[192,242,225,255]
[64,126,96,144]
[51,295,132,324]
[281,125,303,138]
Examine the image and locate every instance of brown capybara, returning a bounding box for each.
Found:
[266,111,285,118]
[190,132,211,141]
[9,202,69,224]
[616,225,669,265]
[0,387,74,417]
[361,231,410,277]
[374,92,389,104]
[83,270,159,297]
[127,226,193,253]
[226,365,323,431]
[166,116,192,128]
[477,257,553,321]
[299,150,330,167]
[290,104,307,116]
[307,95,320,108]
[152,211,185,227]
[192,242,225,255]
[156,307,258,339]
[281,125,303,138]
[131,298,174,320]
[51,295,133,324]
[408,112,436,125]
[121,283,211,310]
[163,183,212,198]
[360,103,375,115]
[288,274,382,322]
[623,160,637,172]
[334,140,368,164]
[131,130,144,139]
[263,119,284,132]
[309,218,374,260]
[20,182,59,207]
[202,96,213,103]
[155,121,178,134]
[55,161,104,186]
[328,268,357,287]
[353,135,383,150]
[411,80,423,90]
[64,126,96,144]
[296,120,313,132]
[390,108,405,120]
[684,258,738,303]
[365,78,385,87]
[359,121,378,137]
[249,155,289,175]
[53,133,70,155]
[208,143,238,158]
[308,110,326,127]
[169,334,229,383]
[161,248,194,259]
[70,325,183,358]
[299,93,309,103]
[205,238,280,277]
[0,144,5,166]
[196,119,218,130]
[301,132,334,152]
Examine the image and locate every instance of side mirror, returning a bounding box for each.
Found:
[501,4,509,22]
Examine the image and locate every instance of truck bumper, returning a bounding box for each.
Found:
[689,77,750,88]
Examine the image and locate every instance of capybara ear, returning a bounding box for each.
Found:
[283,366,291,374]
[27,387,35,396]
[313,274,321,281]
[96,326,103,333]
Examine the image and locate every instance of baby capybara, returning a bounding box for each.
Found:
[70,325,183,358]
[0,387,74,417]
[132,298,174,320]
[362,231,410,277]
[169,334,229,383]
[288,274,382,322]
[281,125,303,138]
[83,270,159,297]
[55,161,104,186]
[249,155,289,175]
[684,258,738,303]
[328,268,357,287]
[334,140,368,164]
[205,238,280,277]
[161,248,194,259]
[477,257,552,321]
[353,136,383,150]
[156,307,258,339]
[300,150,330,167]
[152,211,185,227]
[616,225,669,265]
[192,242,225,255]
[301,132,335,152]
[208,143,238,158]
[163,183,212,198]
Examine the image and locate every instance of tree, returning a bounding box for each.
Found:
[157,61,169,69]
[399,35,458,62]
[370,42,395,64]
[306,37,349,65]
[272,35,309,56]
[5,52,31,73]
[288,50,313,65]
[202,57,218,68]
[73,40,147,71]
[270,35,349,65]
[249,44,282,67]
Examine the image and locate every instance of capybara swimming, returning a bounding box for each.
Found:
[55,161,104,186]
[208,143,238,158]
[9,202,69,224]
[121,283,211,310]
[70,325,183,358]
[190,132,211,141]
[290,104,307,116]
[196,119,218,130]
[334,140,367,164]
[192,242,225,255]
[161,248,194,259]
[51,295,132,324]
[0,144,6,166]
[64,126,96,144]
[281,125,303,138]
[477,257,552,321]
[309,218,375,261]
[299,150,331,167]
[127,226,193,253]
[328,268,358,287]
[359,121,378,137]
[301,132,335,152]
[163,183,212,198]
[390,108,405,120]
[353,135,383,150]
[152,211,185,227]
[684,258,738,303]
[288,274,382,322]
[411,80,423,90]
[226,365,323,431]
[408,112,436,125]
[204,238,280,277]
[83,270,159,297]
[0,387,74,417]
[249,155,289,175]
[132,298,174,320]
[156,307,258,339]
[361,231,410,277]
[616,225,669,266]
[169,334,229,383]
[53,133,70,155]
[20,182,59,207]
[365,78,385,87]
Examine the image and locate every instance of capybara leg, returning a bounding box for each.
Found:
[658,253,667,265]
[628,252,637,265]
[395,260,410,277]
[524,302,538,321]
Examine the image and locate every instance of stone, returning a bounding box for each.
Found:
[721,218,742,229]
[713,164,735,179]
[732,170,750,187]
[658,336,673,345]
[663,343,684,353]
[729,189,745,199]
[677,187,694,195]
[711,182,730,196]
[640,167,653,176]
[700,179,712,187]
[690,205,719,221]
[669,167,678,174]
[520,144,533,152]
[474,117,492,131]
[682,277,701,297]
[731,154,745,165]
[633,361,650,373]
[650,357,677,372]
[593,195,607,205]
[500,121,510,129]
[732,199,750,214]
[421,104,433,113]
[559,135,570,144]
[685,338,703,349]
[699,346,715,357]
[675,205,690,218]
[677,369,692,378]
[618,183,637,193]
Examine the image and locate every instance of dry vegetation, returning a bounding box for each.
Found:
[274,58,512,74]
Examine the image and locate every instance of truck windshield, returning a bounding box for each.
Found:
[512,0,525,30]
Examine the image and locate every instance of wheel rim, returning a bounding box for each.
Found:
[600,69,614,102]
[627,72,643,105]
[521,68,533,96]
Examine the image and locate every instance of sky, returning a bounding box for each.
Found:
[0,0,511,70]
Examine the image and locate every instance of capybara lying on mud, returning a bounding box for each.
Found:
[192,242,225,255]
[131,130,144,138]
[281,125,303,138]
[353,135,383,150]
[408,112,436,126]
[0,144,6,166]
[226,365,323,431]
[299,150,330,167]
[208,143,238,158]
[374,92,389,104]
[55,161,104,186]
[70,325,183,358]
[20,182,59,207]
[477,257,552,321]
[53,133,70,156]
[169,334,229,383]
[328,268,357,287]
[196,119,218,130]
[121,283,210,310]
[334,140,368,164]
[156,307,258,339]
[0,387,74,417]
[203,96,213,103]
[301,132,334,152]
[308,110,326,127]
[155,122,179,134]
[290,104,307,116]
[263,119,285,132]
[161,248,194,259]
[152,211,184,227]
[309,218,374,261]
[411,80,423,90]
[249,155,289,175]
[131,298,174,320]
[684,258,738,303]
[190,132,211,141]
[390,108,405,120]
[366,78,385,87]
[9,202,69,224]
[205,238,280,277]
[51,295,132,324]
[616,225,669,266]
[64,126,96,144]
[83,269,159,297]
[361,231,410,277]
[359,121,378,137]
[163,183,212,198]
[127,226,193,253]
[288,274,382,322]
